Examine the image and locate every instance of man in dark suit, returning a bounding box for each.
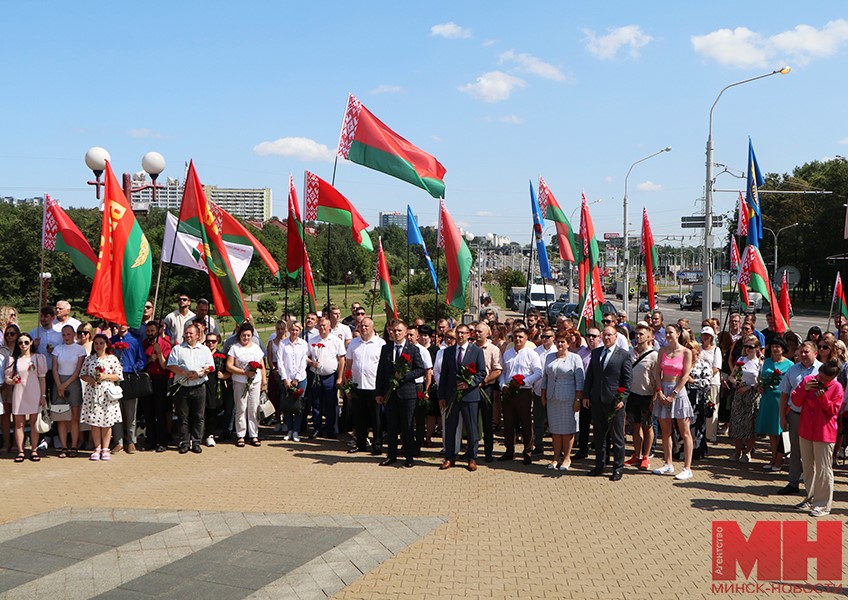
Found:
[437,324,487,471]
[583,325,633,481]
[376,319,427,468]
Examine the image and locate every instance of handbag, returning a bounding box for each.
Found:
[259,392,275,419]
[35,408,52,434]
[105,384,124,400]
[280,389,305,414]
[120,371,153,399]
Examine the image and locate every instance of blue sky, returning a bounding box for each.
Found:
[2,1,846,247]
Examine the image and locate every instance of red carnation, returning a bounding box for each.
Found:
[466,363,478,375]
[512,374,525,385]
[113,341,129,351]
[400,353,411,363]
[213,352,226,360]
[617,387,627,393]
[417,391,428,400]
[247,361,263,370]
[735,358,745,366]
[345,370,353,379]
[774,369,781,376]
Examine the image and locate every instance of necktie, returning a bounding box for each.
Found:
[395,345,402,361]
[601,348,610,368]
[457,345,464,368]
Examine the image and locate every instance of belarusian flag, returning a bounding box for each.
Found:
[778,269,793,329]
[438,199,472,309]
[178,161,249,323]
[538,176,576,262]
[286,175,304,278]
[43,194,97,278]
[87,162,152,328]
[736,192,749,237]
[376,237,397,318]
[213,202,281,281]
[337,94,446,199]
[730,237,741,270]
[304,171,373,251]
[641,208,658,311]
[303,248,318,311]
[738,244,786,332]
[834,272,848,321]
[577,193,605,325]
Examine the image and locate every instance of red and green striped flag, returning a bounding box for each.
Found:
[538,176,576,262]
[337,94,446,199]
[641,207,658,311]
[304,171,373,251]
[778,269,793,330]
[737,244,786,331]
[43,194,97,278]
[87,162,152,327]
[438,199,472,309]
[834,272,848,321]
[178,161,249,323]
[286,175,304,278]
[577,193,605,327]
[303,249,318,312]
[376,237,397,318]
[213,201,281,280]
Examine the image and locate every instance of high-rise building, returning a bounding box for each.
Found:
[130,174,272,221]
[379,211,407,231]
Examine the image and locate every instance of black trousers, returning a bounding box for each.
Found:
[578,405,593,452]
[445,400,480,461]
[591,402,626,471]
[503,389,533,456]
[174,384,205,444]
[352,388,381,451]
[479,385,496,459]
[142,376,170,448]
[384,396,415,460]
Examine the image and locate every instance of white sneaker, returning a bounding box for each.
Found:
[292,433,300,442]
[653,464,675,475]
[810,506,831,517]
[285,431,293,441]
[205,435,216,447]
[796,500,812,511]
[38,438,49,451]
[674,468,693,481]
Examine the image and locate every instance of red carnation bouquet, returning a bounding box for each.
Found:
[240,360,263,401]
[340,369,357,396]
[502,373,525,401]
[733,358,745,385]
[383,352,412,405]
[113,341,129,351]
[757,368,783,394]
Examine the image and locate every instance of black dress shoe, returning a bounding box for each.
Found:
[178,443,189,454]
[379,457,397,466]
[610,470,623,481]
[370,448,382,456]
[531,448,544,456]
[484,455,494,463]
[573,450,589,460]
[777,484,800,495]
[155,445,167,453]
[404,458,414,468]
[497,453,514,462]
[522,454,532,465]
[191,442,202,454]
[348,447,366,454]
[585,466,604,476]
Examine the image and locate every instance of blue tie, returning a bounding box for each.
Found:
[601,348,610,368]
[457,345,464,367]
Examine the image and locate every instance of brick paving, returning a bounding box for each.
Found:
[0,431,846,599]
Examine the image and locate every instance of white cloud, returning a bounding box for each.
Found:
[838,137,848,145]
[430,22,471,39]
[370,84,404,95]
[476,211,495,217]
[583,25,653,60]
[482,39,497,48]
[499,50,566,81]
[499,114,524,124]
[692,19,848,68]
[604,176,614,183]
[128,128,164,139]
[637,180,663,192]
[253,137,335,162]
[458,71,526,102]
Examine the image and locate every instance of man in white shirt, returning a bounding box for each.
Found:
[164,293,196,345]
[345,318,385,454]
[499,327,543,465]
[475,322,503,463]
[307,317,346,438]
[532,327,557,456]
[327,304,352,348]
[52,300,81,333]
[166,323,215,454]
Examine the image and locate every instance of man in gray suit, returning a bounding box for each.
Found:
[583,325,633,481]
[438,324,487,471]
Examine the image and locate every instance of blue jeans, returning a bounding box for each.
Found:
[313,374,338,436]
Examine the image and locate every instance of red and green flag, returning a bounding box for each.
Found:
[778,269,793,330]
[438,199,472,309]
[834,272,848,321]
[304,171,373,251]
[87,162,152,327]
[376,237,397,318]
[538,176,576,262]
[737,244,786,332]
[641,207,658,311]
[213,201,280,280]
[337,93,446,199]
[303,248,318,312]
[286,175,304,278]
[178,161,249,323]
[577,193,605,327]
[43,194,97,278]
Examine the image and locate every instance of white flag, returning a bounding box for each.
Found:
[161,212,254,282]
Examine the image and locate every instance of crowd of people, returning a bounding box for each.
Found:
[2,295,848,516]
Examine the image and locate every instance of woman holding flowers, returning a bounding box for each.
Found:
[227,322,267,447]
[277,321,309,442]
[756,338,793,471]
[652,323,694,480]
[79,334,123,461]
[729,334,763,462]
[4,332,47,462]
[540,331,584,470]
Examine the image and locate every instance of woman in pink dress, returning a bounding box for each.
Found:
[4,333,47,462]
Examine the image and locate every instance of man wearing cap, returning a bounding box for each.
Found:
[699,325,723,443]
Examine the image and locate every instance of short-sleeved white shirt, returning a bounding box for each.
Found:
[228,342,266,384]
[52,342,87,376]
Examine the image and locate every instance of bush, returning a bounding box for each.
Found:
[256,298,279,323]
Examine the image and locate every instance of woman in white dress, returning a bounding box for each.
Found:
[540,331,585,471]
[79,334,124,461]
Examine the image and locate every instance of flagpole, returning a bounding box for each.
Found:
[635,252,643,323]
[524,226,534,322]
[369,259,378,320]
[284,275,289,319]
[827,272,838,334]
[301,172,307,326]
[39,195,47,315]
[154,211,182,326]
[406,238,411,320]
[435,203,442,330]
[325,156,340,308]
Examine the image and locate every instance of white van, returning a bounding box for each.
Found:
[520,284,556,314]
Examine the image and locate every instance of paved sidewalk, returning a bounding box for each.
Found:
[0,433,845,599]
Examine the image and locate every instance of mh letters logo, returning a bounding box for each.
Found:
[712,521,842,581]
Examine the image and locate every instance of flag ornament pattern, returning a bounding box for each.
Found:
[577,193,605,325]
[737,192,749,237]
[337,94,447,199]
[376,237,398,318]
[43,194,97,278]
[538,177,577,263]
[641,208,658,311]
[438,199,472,309]
[407,206,439,294]
[834,272,848,321]
[730,237,741,270]
[529,181,552,280]
[212,202,280,280]
[304,171,373,251]
[87,162,152,328]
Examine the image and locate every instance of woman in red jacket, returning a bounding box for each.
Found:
[791,361,844,517]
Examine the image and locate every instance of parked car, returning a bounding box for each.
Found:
[558,292,568,303]
[666,294,680,304]
[638,299,651,313]
[547,301,568,322]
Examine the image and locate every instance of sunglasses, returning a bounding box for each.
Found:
[5,331,16,336]
[355,311,366,316]
[602,320,613,324]
[17,341,30,346]
[819,345,829,350]
[78,330,91,335]
[744,345,758,349]
[541,334,553,339]
[145,305,153,310]
[205,339,218,345]
[586,334,599,338]
[179,297,190,302]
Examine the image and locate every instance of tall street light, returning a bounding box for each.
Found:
[85,147,166,213]
[622,146,671,317]
[568,198,602,304]
[702,66,790,321]
[763,222,799,272]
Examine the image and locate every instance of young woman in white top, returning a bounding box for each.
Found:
[728,334,763,462]
[277,322,309,441]
[51,325,87,457]
[226,322,267,447]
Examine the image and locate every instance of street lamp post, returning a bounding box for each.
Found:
[763,222,799,271]
[702,66,790,321]
[85,147,166,213]
[567,199,602,304]
[344,270,352,306]
[622,146,671,317]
